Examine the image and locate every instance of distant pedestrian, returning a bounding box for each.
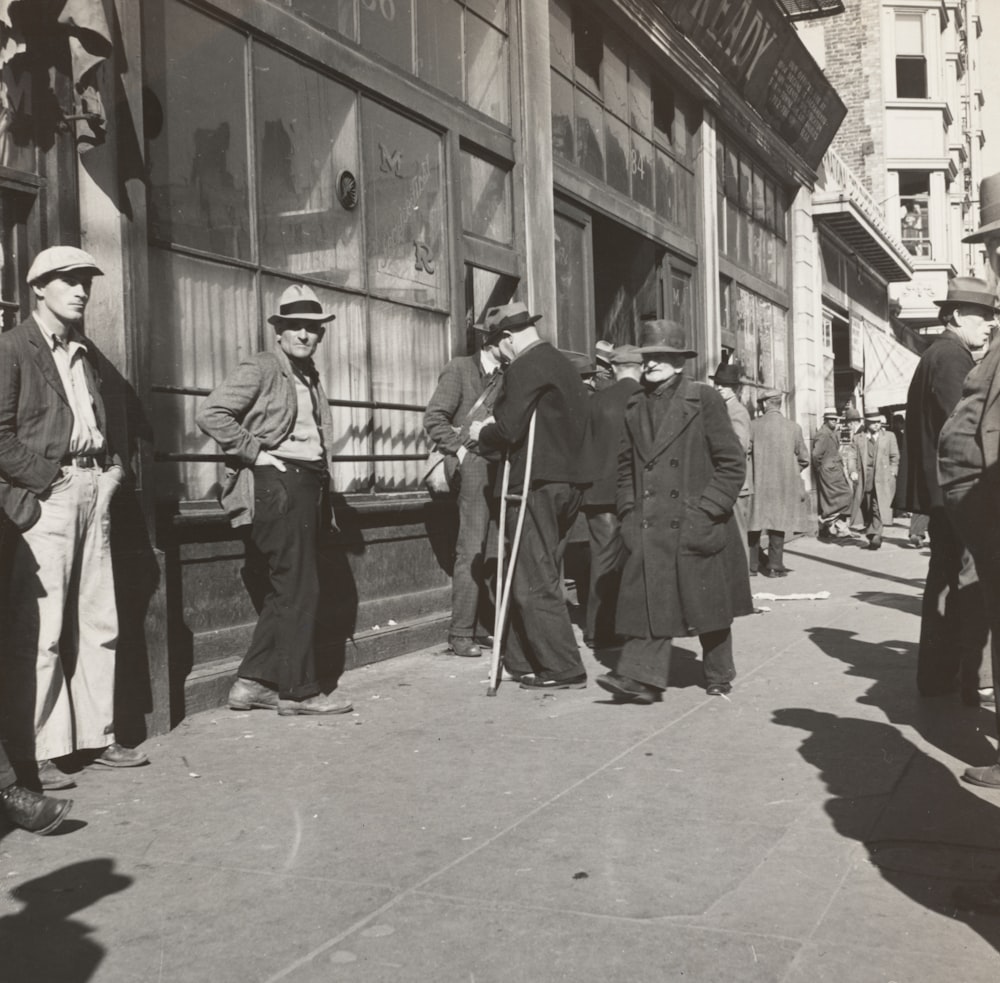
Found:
[596,321,752,704]
[581,344,643,648]
[710,362,751,560]
[850,411,898,550]
[197,284,353,717]
[747,390,808,577]
[812,408,853,540]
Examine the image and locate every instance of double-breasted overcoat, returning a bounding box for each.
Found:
[615,376,753,640]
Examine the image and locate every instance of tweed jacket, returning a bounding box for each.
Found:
[614,376,752,639]
[424,354,494,455]
[196,346,336,528]
[0,315,120,531]
[478,341,591,493]
[904,329,974,513]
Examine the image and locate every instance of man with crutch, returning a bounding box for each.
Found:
[470,302,591,690]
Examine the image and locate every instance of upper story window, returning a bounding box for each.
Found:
[895,12,928,99]
[548,0,695,234]
[899,171,931,258]
[282,0,511,125]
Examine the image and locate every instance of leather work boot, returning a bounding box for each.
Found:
[228,677,279,711]
[277,693,354,716]
[0,784,73,835]
[448,636,482,658]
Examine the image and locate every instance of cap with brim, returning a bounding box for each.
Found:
[595,339,615,367]
[635,319,697,357]
[611,344,643,365]
[758,388,782,403]
[710,363,741,386]
[963,172,1000,243]
[27,246,103,285]
[268,284,337,326]
[482,301,542,333]
[822,407,840,418]
[865,411,885,421]
[561,350,595,376]
[932,276,999,313]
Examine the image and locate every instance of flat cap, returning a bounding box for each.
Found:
[758,388,782,403]
[27,246,103,285]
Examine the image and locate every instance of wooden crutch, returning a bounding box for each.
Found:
[487,409,537,696]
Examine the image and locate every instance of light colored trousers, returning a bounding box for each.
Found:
[2,465,119,760]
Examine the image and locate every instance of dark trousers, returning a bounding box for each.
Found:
[860,488,884,539]
[944,481,1000,742]
[748,530,785,573]
[241,465,323,700]
[0,513,15,787]
[916,507,990,698]
[504,481,586,680]
[617,629,735,690]
[450,455,494,638]
[584,507,625,646]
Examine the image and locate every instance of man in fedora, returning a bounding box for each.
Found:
[423,311,506,658]
[812,408,853,540]
[0,245,148,793]
[580,344,644,649]
[197,284,353,716]
[469,302,591,689]
[748,390,808,575]
[906,276,995,705]
[596,320,752,703]
[849,410,898,550]
[711,361,751,558]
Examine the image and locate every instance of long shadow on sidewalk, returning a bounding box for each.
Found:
[807,626,997,767]
[785,543,925,590]
[774,708,1000,955]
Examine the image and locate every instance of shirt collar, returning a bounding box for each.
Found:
[35,317,85,357]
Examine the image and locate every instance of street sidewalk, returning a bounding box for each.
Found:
[2,523,999,982]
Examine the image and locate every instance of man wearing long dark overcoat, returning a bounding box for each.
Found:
[596,320,753,704]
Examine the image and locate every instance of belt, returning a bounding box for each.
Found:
[61,452,104,469]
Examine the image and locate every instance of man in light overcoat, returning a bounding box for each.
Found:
[596,320,752,704]
[850,411,899,550]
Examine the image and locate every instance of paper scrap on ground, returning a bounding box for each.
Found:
[753,591,831,601]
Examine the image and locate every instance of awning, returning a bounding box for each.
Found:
[863,322,922,409]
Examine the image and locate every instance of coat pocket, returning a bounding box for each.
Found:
[679,505,727,556]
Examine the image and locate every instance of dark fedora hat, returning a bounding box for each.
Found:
[963,171,1000,244]
[267,284,337,326]
[482,301,542,333]
[611,344,643,365]
[710,362,741,386]
[933,276,999,313]
[635,319,697,357]
[561,349,595,376]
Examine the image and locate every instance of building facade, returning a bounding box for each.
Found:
[1,0,858,734]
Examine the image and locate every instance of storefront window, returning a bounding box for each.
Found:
[362,100,448,309]
[253,47,363,288]
[360,0,414,71]
[145,1,251,259]
[417,0,463,99]
[460,151,513,245]
[554,211,591,353]
[549,3,694,232]
[466,13,510,123]
[729,283,788,393]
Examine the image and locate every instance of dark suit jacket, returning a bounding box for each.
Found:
[478,341,590,493]
[0,315,118,531]
[583,376,642,507]
[904,329,973,512]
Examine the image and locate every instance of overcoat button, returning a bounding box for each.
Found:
[645,462,654,471]
[669,459,679,467]
[641,520,649,528]
[670,519,680,529]
[670,489,679,498]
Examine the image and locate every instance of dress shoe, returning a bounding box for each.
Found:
[762,567,788,578]
[277,692,354,715]
[228,677,279,710]
[595,672,658,704]
[868,536,882,550]
[962,763,1000,789]
[448,636,482,658]
[953,879,1000,914]
[0,784,72,835]
[94,743,149,768]
[706,682,732,696]
[36,760,76,790]
[519,672,587,690]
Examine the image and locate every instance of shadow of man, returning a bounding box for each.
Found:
[774,708,1000,949]
[0,858,132,982]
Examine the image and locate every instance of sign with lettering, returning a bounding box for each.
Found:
[655,0,846,170]
[850,315,864,373]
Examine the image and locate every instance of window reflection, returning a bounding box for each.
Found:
[254,46,362,288]
[144,1,251,259]
[360,0,414,71]
[460,151,513,244]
